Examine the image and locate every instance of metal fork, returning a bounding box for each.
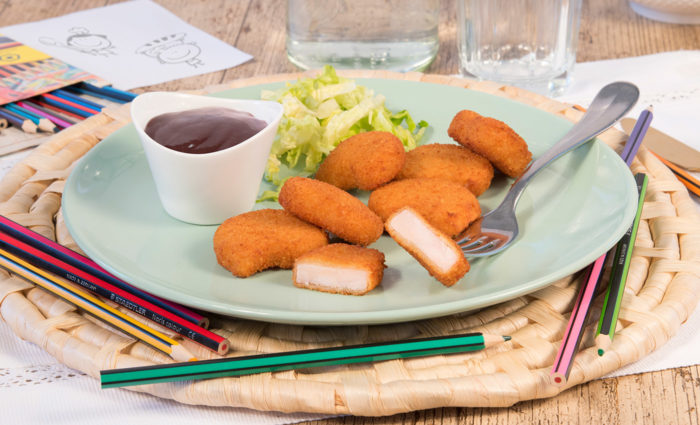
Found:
[456,81,640,257]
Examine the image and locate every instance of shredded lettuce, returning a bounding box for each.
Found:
[259,65,427,200]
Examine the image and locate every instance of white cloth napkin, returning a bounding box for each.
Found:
[1,51,699,423]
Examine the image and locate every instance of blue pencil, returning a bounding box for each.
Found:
[4,104,39,123]
[65,86,127,104]
[5,104,57,132]
[99,84,137,101]
[79,82,136,102]
[0,107,37,133]
[53,89,105,111]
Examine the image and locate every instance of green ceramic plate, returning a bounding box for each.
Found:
[63,79,638,325]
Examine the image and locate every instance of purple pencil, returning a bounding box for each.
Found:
[621,106,653,165]
[18,101,72,129]
[20,100,79,125]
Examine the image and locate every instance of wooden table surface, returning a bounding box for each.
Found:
[1,1,699,424]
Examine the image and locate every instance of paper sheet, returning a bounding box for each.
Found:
[0,0,252,90]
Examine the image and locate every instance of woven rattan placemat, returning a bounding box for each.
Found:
[0,71,698,416]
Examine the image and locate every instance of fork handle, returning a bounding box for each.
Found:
[502,81,639,207]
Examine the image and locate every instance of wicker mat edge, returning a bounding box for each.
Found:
[0,71,699,416]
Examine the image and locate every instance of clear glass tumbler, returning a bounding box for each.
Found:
[287,0,440,72]
[457,0,582,96]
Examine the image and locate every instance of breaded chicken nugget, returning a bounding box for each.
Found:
[448,110,532,178]
[279,177,384,246]
[213,209,328,278]
[314,131,406,191]
[368,178,481,237]
[397,143,494,196]
[293,243,386,295]
[385,207,469,286]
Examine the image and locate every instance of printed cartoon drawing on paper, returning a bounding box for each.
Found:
[135,33,204,67]
[39,27,116,56]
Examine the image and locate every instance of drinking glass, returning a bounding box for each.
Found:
[286,0,439,72]
[457,0,582,96]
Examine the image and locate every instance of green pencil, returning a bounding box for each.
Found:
[101,332,510,388]
[595,173,648,356]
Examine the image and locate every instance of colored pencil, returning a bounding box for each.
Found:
[35,100,86,121]
[53,88,105,111]
[17,101,73,129]
[621,107,653,165]
[0,247,197,362]
[0,228,228,354]
[25,100,81,124]
[41,93,100,117]
[80,81,136,102]
[101,332,510,388]
[5,103,56,132]
[551,255,606,385]
[65,85,128,104]
[651,151,700,197]
[595,173,648,355]
[0,107,37,133]
[0,214,208,328]
[550,106,651,384]
[590,107,653,357]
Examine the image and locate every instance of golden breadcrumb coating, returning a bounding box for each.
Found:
[385,207,469,287]
[368,178,481,237]
[447,110,532,178]
[314,131,406,191]
[293,243,386,295]
[279,177,384,246]
[397,143,494,196]
[213,209,328,278]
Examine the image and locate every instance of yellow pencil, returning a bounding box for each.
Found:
[0,247,196,362]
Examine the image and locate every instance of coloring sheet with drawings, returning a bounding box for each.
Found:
[0,0,252,90]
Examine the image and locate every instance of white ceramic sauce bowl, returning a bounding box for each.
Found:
[131,92,283,225]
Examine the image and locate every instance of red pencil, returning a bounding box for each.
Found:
[42,93,100,115]
[34,100,85,121]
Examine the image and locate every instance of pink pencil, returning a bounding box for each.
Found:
[551,254,606,385]
[17,101,72,129]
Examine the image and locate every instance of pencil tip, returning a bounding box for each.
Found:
[598,348,605,356]
[503,335,511,342]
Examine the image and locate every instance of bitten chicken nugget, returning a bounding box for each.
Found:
[447,110,532,178]
[368,178,481,237]
[213,209,328,278]
[397,143,494,196]
[279,177,384,246]
[385,207,469,286]
[314,131,406,191]
[293,243,386,295]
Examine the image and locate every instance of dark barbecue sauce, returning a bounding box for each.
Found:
[145,107,267,154]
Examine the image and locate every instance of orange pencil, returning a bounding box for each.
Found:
[651,151,700,197]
